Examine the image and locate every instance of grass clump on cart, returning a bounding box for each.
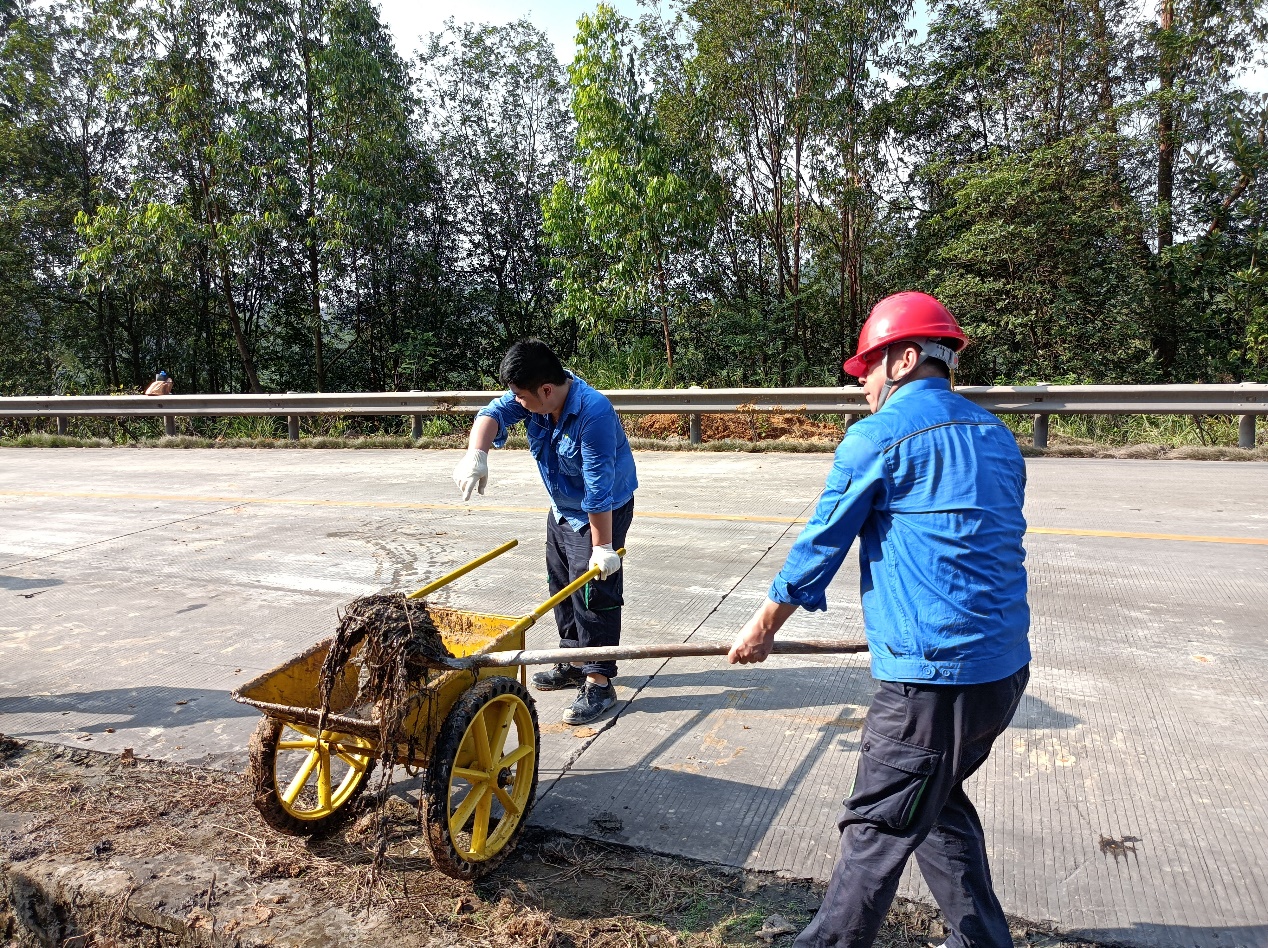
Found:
[316,593,456,866]
[319,593,455,713]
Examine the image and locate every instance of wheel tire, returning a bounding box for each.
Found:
[424,676,540,880]
[247,716,376,836]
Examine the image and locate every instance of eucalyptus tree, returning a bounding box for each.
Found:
[0,0,70,394]
[1148,0,1267,378]
[1,0,146,394]
[885,0,1163,382]
[418,19,573,361]
[646,0,913,381]
[74,0,269,393]
[543,3,711,373]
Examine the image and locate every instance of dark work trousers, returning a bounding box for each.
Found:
[545,498,634,680]
[793,665,1030,948]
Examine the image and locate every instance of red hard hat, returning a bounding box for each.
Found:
[843,291,968,378]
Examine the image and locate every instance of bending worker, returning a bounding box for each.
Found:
[453,339,638,726]
[729,291,1030,948]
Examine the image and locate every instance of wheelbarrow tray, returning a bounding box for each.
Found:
[232,606,526,764]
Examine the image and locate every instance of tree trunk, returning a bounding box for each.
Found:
[200,165,263,393]
[301,6,324,391]
[1154,0,1178,376]
[655,260,674,371]
[839,202,848,384]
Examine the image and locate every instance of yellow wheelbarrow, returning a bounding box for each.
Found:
[232,539,594,880]
[233,540,866,880]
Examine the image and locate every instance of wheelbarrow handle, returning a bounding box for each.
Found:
[502,548,627,639]
[444,638,868,670]
[407,539,519,599]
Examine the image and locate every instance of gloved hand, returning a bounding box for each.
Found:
[453,448,488,501]
[588,543,621,580]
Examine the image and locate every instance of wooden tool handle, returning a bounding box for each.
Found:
[449,638,868,669]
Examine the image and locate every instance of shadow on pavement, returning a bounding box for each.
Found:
[0,686,255,736]
[1071,922,1268,948]
[630,669,1081,730]
[1,575,66,592]
[536,663,1081,869]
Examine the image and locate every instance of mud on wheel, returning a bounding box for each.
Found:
[248,716,376,835]
[424,676,539,880]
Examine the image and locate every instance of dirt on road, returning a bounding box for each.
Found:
[0,739,1077,948]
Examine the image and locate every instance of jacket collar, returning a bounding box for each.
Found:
[881,376,951,410]
[556,371,584,425]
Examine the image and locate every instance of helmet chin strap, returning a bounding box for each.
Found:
[875,338,961,411]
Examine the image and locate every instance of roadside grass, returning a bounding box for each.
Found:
[5,430,1266,460]
[3,409,1264,457]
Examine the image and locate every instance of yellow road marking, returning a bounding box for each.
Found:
[1,489,1265,545]
[1025,526,1268,545]
[0,489,799,524]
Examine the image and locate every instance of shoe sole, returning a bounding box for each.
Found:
[532,679,584,692]
[562,700,616,726]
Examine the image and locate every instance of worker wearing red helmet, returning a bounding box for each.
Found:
[729,291,1031,948]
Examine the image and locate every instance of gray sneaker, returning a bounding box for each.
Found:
[562,681,617,725]
[531,663,585,691]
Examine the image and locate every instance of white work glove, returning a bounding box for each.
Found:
[453,448,488,501]
[588,543,621,580]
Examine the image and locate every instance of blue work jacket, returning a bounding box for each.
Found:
[477,373,638,531]
[770,377,1031,685]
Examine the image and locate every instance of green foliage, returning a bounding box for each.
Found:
[418,19,573,370]
[543,4,712,375]
[925,142,1155,383]
[1,0,1266,396]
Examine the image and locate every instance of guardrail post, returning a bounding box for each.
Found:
[842,413,855,432]
[1033,413,1049,449]
[287,415,299,441]
[163,415,175,437]
[56,416,67,436]
[1240,413,1257,450]
[689,413,701,445]
[409,390,422,440]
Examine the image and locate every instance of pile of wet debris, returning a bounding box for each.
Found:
[317,592,457,749]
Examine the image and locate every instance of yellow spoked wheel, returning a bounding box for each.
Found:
[248,717,377,835]
[425,676,539,880]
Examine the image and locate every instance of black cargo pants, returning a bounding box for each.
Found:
[793,665,1030,948]
[545,498,634,680]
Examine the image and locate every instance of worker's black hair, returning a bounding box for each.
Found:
[499,339,568,391]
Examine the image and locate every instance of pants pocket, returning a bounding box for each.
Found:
[846,729,941,832]
[580,575,623,613]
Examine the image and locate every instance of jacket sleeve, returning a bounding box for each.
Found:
[578,407,618,513]
[476,392,530,448]
[769,433,887,612]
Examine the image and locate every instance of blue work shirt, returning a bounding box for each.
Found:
[770,377,1030,685]
[477,372,638,531]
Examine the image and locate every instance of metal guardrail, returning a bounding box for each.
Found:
[2,383,1264,448]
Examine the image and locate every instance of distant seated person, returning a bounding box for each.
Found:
[144,371,173,396]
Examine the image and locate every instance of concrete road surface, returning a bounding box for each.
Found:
[1,448,1265,947]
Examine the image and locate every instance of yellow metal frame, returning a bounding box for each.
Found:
[407,540,518,599]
